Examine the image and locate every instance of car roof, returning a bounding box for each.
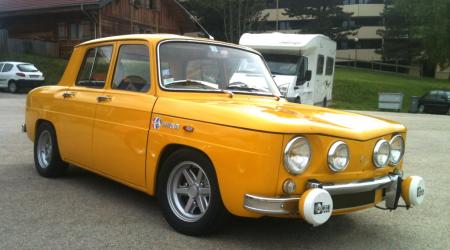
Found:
[76,34,259,54]
[0,61,33,65]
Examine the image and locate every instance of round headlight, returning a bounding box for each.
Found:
[389,135,405,165]
[328,141,350,172]
[284,137,311,175]
[373,139,390,168]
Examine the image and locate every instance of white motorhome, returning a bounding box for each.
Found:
[239,33,336,106]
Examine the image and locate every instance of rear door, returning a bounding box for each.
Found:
[92,41,156,187]
[56,43,114,168]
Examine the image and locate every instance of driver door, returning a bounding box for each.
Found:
[92,41,156,187]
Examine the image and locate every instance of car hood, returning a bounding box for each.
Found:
[154,96,406,141]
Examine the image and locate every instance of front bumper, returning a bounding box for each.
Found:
[244,174,401,215]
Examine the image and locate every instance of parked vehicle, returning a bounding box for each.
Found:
[0,61,45,93]
[24,35,425,236]
[418,90,450,115]
[239,33,336,106]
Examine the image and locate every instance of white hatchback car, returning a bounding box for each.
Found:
[0,61,45,93]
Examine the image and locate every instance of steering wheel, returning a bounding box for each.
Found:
[117,75,148,91]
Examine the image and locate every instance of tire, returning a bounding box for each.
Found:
[418,104,425,113]
[295,96,301,104]
[157,148,227,236]
[8,81,18,93]
[34,122,68,177]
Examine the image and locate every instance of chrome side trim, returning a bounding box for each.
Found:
[244,174,400,215]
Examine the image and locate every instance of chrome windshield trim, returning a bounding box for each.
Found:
[156,39,281,97]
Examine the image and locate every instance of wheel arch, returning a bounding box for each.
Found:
[153,144,215,196]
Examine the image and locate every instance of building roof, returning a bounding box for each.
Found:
[0,0,110,14]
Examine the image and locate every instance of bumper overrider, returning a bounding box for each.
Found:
[244,174,425,226]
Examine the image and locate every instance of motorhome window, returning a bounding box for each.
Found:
[296,56,308,85]
[317,55,324,75]
[325,57,334,75]
[263,54,298,76]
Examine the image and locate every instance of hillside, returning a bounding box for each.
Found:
[332,67,450,112]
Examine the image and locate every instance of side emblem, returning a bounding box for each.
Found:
[153,117,162,130]
[313,202,331,215]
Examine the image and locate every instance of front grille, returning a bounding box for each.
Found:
[332,191,375,209]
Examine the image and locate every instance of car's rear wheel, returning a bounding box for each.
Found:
[418,104,425,113]
[8,81,18,93]
[34,122,68,177]
[157,149,226,235]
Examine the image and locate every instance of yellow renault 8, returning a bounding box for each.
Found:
[24,34,425,235]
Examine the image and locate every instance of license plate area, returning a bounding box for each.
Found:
[332,191,376,210]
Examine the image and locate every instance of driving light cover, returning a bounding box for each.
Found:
[328,141,350,172]
[389,135,405,165]
[284,137,311,175]
[373,139,390,168]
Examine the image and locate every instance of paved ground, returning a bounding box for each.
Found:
[0,92,449,249]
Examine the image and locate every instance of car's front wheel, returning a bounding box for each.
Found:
[8,81,18,93]
[34,122,68,177]
[157,149,226,235]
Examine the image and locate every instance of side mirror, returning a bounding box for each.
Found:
[305,70,312,81]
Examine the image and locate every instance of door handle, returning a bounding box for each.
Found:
[97,95,112,102]
[62,91,75,98]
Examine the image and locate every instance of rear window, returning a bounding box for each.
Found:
[17,64,38,72]
[325,57,334,75]
[77,45,113,88]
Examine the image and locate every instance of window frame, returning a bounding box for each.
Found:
[110,43,152,93]
[316,55,324,75]
[75,43,114,89]
[325,56,335,76]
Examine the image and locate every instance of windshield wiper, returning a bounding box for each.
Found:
[227,82,265,92]
[165,79,219,90]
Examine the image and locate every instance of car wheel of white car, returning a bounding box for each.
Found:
[34,122,68,177]
[8,81,18,93]
[157,148,227,236]
[418,104,425,113]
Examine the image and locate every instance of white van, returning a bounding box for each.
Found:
[239,33,336,106]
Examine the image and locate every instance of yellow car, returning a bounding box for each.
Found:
[24,34,425,235]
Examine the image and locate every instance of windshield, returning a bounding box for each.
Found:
[17,64,38,72]
[263,54,299,76]
[158,41,280,96]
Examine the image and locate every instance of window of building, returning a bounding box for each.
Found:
[77,45,113,88]
[316,55,324,75]
[70,22,91,40]
[144,0,157,9]
[325,57,334,75]
[1,63,13,72]
[112,44,151,92]
[278,21,291,30]
[57,23,67,39]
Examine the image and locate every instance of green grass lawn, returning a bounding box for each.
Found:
[332,67,450,112]
[0,53,68,84]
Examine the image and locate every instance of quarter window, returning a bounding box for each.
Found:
[76,45,113,88]
[317,55,324,75]
[325,57,334,75]
[2,63,13,72]
[112,44,151,92]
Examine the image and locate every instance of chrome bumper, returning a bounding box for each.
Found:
[244,174,400,215]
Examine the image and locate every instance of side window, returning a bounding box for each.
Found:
[325,57,334,75]
[316,55,324,75]
[112,44,150,92]
[76,45,113,88]
[296,56,308,85]
[2,63,13,72]
[0,63,4,71]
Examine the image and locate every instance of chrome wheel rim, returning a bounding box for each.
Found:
[37,130,52,168]
[167,161,211,222]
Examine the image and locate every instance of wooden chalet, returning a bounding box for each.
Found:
[0,0,198,57]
